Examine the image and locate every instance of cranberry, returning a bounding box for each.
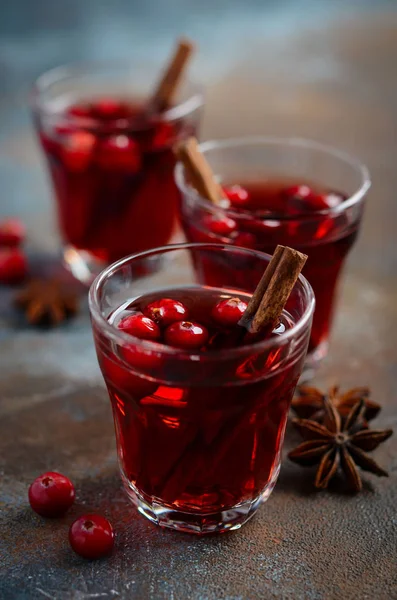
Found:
[223,184,249,206]
[62,131,96,171]
[0,219,26,247]
[232,232,257,249]
[164,321,209,350]
[212,297,248,327]
[151,122,175,149]
[118,314,160,341]
[101,354,158,398]
[69,514,114,560]
[204,214,237,236]
[92,98,124,119]
[144,298,189,328]
[0,248,27,284]
[68,104,92,119]
[283,184,315,203]
[28,472,75,517]
[97,135,141,173]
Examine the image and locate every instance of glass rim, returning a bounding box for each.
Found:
[88,242,315,360]
[175,135,371,219]
[31,59,204,125]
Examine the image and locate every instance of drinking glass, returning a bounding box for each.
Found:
[89,242,314,534]
[175,137,370,370]
[31,60,204,283]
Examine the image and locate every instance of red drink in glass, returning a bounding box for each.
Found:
[89,243,314,534]
[31,61,203,282]
[176,138,370,369]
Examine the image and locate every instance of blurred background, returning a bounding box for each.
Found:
[0,0,396,270]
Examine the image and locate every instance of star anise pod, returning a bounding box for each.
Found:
[291,385,380,424]
[15,278,79,325]
[288,397,393,492]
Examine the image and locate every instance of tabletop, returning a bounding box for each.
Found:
[1,2,396,599]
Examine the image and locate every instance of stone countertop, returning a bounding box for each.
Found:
[1,3,396,599]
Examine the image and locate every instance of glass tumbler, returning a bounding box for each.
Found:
[31,60,204,283]
[175,137,370,370]
[89,243,315,534]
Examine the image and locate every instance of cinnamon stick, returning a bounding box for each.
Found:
[175,136,225,205]
[150,38,195,113]
[240,245,307,335]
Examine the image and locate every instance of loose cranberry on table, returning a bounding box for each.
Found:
[212,297,248,328]
[118,314,161,341]
[28,472,75,517]
[144,298,189,328]
[164,320,209,349]
[0,248,27,284]
[0,219,25,247]
[69,514,114,560]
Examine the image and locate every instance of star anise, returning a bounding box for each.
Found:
[291,385,380,424]
[288,397,393,492]
[15,278,79,325]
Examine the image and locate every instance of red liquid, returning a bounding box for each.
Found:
[93,286,305,514]
[36,98,198,263]
[181,180,359,355]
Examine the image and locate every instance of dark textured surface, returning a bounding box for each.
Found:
[1,2,397,599]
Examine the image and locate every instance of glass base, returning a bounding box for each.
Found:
[300,340,329,382]
[63,245,105,285]
[121,467,280,535]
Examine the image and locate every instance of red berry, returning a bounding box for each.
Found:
[164,321,209,350]
[69,514,114,560]
[314,192,344,210]
[223,184,249,206]
[232,232,257,249]
[118,314,160,341]
[0,248,27,284]
[62,131,96,171]
[28,472,75,517]
[283,185,314,202]
[204,214,237,237]
[212,297,248,328]
[0,219,26,247]
[101,354,158,398]
[151,122,175,149]
[92,98,124,119]
[68,104,92,119]
[97,135,141,173]
[144,298,189,328]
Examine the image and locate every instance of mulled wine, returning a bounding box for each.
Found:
[89,243,315,534]
[176,138,369,366]
[32,57,203,281]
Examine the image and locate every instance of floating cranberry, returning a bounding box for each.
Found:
[144,298,189,328]
[232,232,257,249]
[69,514,114,560]
[283,184,315,203]
[0,248,27,284]
[151,122,175,149]
[97,135,141,173]
[204,214,237,236]
[62,131,96,172]
[68,104,92,119]
[28,472,75,517]
[0,219,26,247]
[164,321,209,350]
[92,98,124,119]
[212,297,248,328]
[101,354,158,398]
[118,314,160,341]
[223,184,249,206]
